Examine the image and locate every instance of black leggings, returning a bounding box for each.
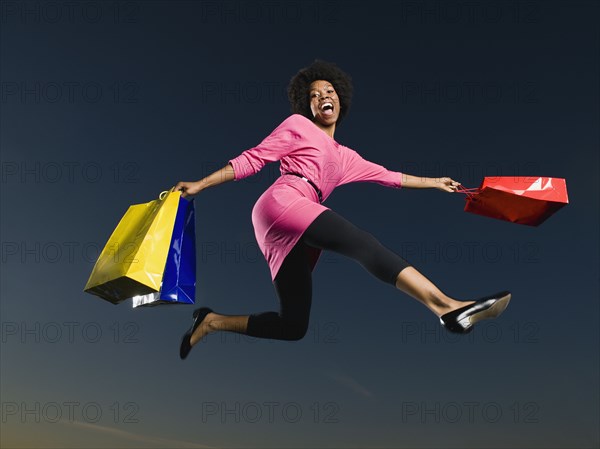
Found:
[245,209,411,341]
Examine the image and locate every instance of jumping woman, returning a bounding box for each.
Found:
[174,60,511,360]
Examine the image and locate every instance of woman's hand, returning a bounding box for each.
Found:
[433,177,461,193]
[171,181,204,198]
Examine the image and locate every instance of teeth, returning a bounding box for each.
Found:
[322,102,333,110]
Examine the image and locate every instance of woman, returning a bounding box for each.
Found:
[173,60,511,360]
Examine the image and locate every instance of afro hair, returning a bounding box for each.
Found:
[287,59,353,126]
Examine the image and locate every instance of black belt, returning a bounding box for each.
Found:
[283,172,323,203]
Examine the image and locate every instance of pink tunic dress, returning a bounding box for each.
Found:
[228,114,403,282]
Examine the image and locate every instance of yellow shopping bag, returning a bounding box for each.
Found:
[84,191,181,304]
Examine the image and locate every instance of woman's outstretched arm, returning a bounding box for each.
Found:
[173,115,302,198]
[172,163,236,198]
[336,145,460,192]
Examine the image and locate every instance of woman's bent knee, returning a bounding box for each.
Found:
[281,319,309,341]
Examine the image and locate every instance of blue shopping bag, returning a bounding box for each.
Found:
[132,195,196,307]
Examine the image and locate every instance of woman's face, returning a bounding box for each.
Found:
[309,80,340,127]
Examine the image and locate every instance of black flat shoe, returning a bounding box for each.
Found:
[180,307,213,360]
[440,291,511,334]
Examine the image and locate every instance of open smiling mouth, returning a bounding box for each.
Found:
[321,102,334,117]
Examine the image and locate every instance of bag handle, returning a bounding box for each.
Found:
[455,185,480,199]
[159,191,170,200]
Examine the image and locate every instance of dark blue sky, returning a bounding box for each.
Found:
[1,1,598,448]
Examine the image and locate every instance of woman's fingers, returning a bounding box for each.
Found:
[171,181,201,198]
[171,182,189,197]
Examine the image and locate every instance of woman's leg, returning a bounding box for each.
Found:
[189,238,313,346]
[301,209,474,317]
[188,209,475,346]
[244,238,313,341]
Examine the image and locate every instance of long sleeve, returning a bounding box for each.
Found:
[337,146,403,188]
[228,115,302,181]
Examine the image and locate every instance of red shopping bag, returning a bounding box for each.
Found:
[457,177,569,226]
